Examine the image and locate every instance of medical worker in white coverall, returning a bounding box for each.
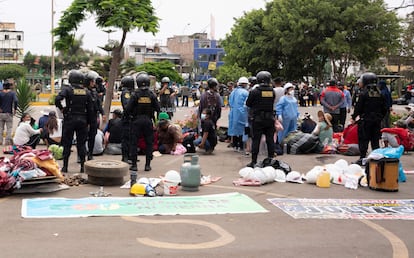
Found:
[276,83,299,144]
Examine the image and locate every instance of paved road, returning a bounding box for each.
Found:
[0,103,413,257]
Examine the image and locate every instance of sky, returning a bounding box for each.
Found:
[0,0,411,56]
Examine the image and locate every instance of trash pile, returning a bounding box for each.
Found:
[0,148,63,196]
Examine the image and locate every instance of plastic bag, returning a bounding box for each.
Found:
[369,146,406,182]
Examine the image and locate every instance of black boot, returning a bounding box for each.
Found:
[130,157,138,171]
[122,155,128,163]
[144,157,151,171]
[87,153,93,161]
[61,158,68,173]
[80,163,85,173]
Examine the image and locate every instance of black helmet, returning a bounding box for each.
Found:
[68,70,84,85]
[248,76,257,85]
[361,72,377,87]
[95,76,103,85]
[120,76,135,90]
[136,73,150,88]
[83,70,99,86]
[256,71,272,84]
[207,77,218,88]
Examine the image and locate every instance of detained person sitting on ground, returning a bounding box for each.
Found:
[103,109,123,155]
[312,110,333,146]
[44,111,62,147]
[194,108,217,154]
[299,112,316,133]
[157,112,182,154]
[86,129,105,156]
[13,113,43,149]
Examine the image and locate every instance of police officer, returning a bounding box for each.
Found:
[55,70,94,173]
[245,71,276,168]
[126,73,160,185]
[84,70,105,161]
[351,72,387,165]
[95,76,106,103]
[159,76,175,118]
[120,75,135,163]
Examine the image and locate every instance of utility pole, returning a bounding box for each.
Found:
[51,0,55,95]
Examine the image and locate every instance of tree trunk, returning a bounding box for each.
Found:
[102,30,127,128]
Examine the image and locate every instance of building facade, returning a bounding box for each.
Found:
[125,42,180,66]
[0,23,24,64]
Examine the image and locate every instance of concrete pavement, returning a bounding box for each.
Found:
[0,103,413,257]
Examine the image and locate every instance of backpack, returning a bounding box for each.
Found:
[206,91,218,112]
[284,131,321,154]
[182,132,196,153]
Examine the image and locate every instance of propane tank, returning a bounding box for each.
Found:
[180,154,201,191]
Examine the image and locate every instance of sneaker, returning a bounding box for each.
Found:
[233,147,240,152]
[205,149,214,155]
[244,152,250,157]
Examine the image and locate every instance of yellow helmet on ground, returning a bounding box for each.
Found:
[130,183,146,196]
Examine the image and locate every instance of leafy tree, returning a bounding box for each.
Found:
[54,0,159,117]
[214,63,251,83]
[223,0,401,82]
[136,61,183,83]
[121,58,138,76]
[90,56,112,80]
[56,35,90,71]
[0,64,27,81]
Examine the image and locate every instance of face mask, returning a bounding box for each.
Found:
[201,114,207,120]
[288,90,295,96]
[24,120,31,124]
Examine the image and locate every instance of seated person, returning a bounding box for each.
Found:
[194,108,217,154]
[312,110,333,146]
[13,113,43,149]
[300,112,316,133]
[157,113,182,154]
[86,129,105,156]
[103,109,123,155]
[44,111,62,147]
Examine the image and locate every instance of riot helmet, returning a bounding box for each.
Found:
[207,77,219,89]
[120,76,135,90]
[95,76,103,85]
[161,77,170,84]
[136,73,150,88]
[256,71,272,84]
[361,72,377,87]
[83,70,99,87]
[248,76,257,86]
[68,70,85,85]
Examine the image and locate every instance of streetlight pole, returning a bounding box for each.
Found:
[51,0,55,95]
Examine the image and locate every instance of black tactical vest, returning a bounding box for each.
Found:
[68,85,88,116]
[135,89,153,118]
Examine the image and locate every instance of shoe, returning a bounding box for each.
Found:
[246,162,256,168]
[353,159,364,166]
[61,166,68,173]
[244,152,250,157]
[130,164,138,171]
[227,143,234,148]
[233,147,240,152]
[80,165,84,173]
[77,157,81,163]
[144,164,151,171]
[87,154,93,161]
[205,149,214,155]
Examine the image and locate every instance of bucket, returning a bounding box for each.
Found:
[163,180,179,195]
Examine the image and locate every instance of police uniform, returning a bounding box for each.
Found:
[352,73,387,164]
[245,71,275,167]
[126,83,160,173]
[87,86,104,160]
[55,71,93,173]
[159,82,175,118]
[120,84,133,163]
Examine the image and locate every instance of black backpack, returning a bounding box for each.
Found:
[182,132,196,153]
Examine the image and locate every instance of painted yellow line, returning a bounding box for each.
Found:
[122,216,235,249]
[359,219,409,258]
